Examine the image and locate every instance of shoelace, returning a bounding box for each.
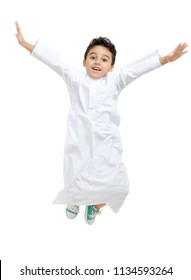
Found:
[90,206,102,217]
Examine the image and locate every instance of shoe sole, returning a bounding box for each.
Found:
[66,206,79,219]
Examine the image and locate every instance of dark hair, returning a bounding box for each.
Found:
[84,36,117,65]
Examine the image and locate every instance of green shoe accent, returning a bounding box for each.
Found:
[85,205,100,225]
[66,205,79,219]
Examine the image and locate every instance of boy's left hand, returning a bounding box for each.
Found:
[167,42,188,62]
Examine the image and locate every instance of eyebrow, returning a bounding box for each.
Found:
[89,52,111,60]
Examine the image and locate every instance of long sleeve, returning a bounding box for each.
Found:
[114,50,162,92]
[31,40,82,89]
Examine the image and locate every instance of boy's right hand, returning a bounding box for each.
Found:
[15,21,35,52]
[15,21,25,46]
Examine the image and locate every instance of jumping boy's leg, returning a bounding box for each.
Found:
[66,205,79,219]
[95,203,105,209]
[85,204,105,225]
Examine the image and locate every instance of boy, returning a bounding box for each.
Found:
[15,21,188,225]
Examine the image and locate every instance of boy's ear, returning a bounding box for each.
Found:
[83,59,86,67]
[109,65,114,72]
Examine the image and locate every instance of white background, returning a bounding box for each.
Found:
[0,0,190,279]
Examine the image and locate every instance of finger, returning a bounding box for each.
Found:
[176,43,182,49]
[15,21,21,33]
[182,43,188,50]
[182,50,188,55]
[179,42,188,50]
[15,21,19,29]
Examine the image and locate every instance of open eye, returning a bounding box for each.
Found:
[90,55,96,60]
[102,58,108,62]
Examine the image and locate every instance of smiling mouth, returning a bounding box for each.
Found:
[92,66,101,71]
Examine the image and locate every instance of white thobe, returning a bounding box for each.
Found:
[31,40,161,212]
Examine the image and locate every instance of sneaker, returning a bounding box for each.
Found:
[85,205,101,225]
[66,205,79,219]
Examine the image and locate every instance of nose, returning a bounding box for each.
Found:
[95,58,101,64]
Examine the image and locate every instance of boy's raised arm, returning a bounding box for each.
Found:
[160,42,188,65]
[15,21,35,53]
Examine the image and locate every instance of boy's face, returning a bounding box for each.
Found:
[83,45,114,79]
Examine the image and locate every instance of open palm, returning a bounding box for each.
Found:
[168,43,188,62]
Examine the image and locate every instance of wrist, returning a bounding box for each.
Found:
[20,40,27,48]
[166,55,171,63]
[20,40,35,52]
[160,55,171,65]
